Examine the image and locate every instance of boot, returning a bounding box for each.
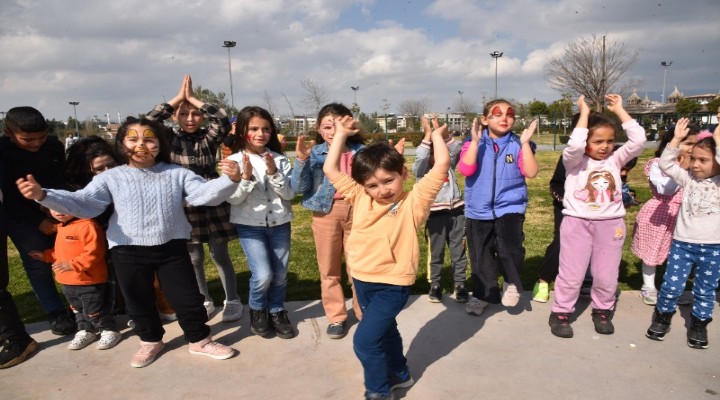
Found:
[687,316,712,349]
[269,310,295,339]
[249,308,271,337]
[646,309,675,341]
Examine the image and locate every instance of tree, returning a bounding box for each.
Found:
[707,96,720,117]
[398,98,431,131]
[193,85,238,117]
[261,91,275,116]
[358,112,381,134]
[299,79,328,116]
[544,34,640,112]
[547,94,573,129]
[674,98,701,116]
[527,99,548,135]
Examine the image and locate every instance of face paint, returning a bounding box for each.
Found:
[123,125,161,168]
[491,106,502,117]
[506,107,515,118]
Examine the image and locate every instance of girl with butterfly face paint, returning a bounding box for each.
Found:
[457,99,539,316]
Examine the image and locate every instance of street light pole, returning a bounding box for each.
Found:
[490,51,503,99]
[351,86,360,116]
[69,101,80,135]
[457,90,464,131]
[660,61,672,125]
[222,41,237,110]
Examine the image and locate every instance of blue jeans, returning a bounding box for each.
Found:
[353,278,411,397]
[235,223,290,313]
[6,219,65,315]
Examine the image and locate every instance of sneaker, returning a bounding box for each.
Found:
[591,309,615,335]
[501,282,520,307]
[189,336,235,360]
[269,310,295,339]
[203,301,216,316]
[428,285,442,303]
[0,338,39,369]
[687,316,712,349]
[365,392,394,400]
[646,309,675,341]
[389,372,415,391]
[549,312,573,338]
[454,285,469,303]
[221,300,244,322]
[97,330,122,350]
[127,319,136,329]
[67,330,99,350]
[250,308,272,337]
[49,309,77,336]
[327,321,347,339]
[130,341,164,368]
[465,297,489,316]
[532,281,550,303]
[640,287,658,305]
[159,312,177,322]
[677,291,693,306]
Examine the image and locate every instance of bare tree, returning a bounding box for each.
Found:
[452,96,476,115]
[398,98,431,131]
[300,79,328,115]
[544,34,640,111]
[262,91,275,116]
[281,92,297,135]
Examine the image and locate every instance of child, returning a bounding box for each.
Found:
[1,106,76,336]
[16,117,241,368]
[413,115,469,303]
[549,94,646,338]
[323,115,449,400]
[631,124,699,305]
[146,75,242,322]
[290,103,365,339]
[646,119,720,349]
[458,99,539,315]
[226,106,296,339]
[29,208,122,350]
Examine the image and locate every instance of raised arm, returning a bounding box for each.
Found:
[429,122,450,175]
[323,116,359,182]
[460,117,481,168]
[519,119,539,178]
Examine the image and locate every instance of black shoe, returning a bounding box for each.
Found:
[269,310,295,339]
[0,338,39,369]
[591,309,615,335]
[428,285,441,303]
[549,312,573,338]
[389,371,415,391]
[454,285,469,303]
[365,392,394,400]
[49,309,77,336]
[249,308,271,337]
[688,316,712,349]
[327,321,347,339]
[646,309,675,341]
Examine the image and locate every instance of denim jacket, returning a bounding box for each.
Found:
[290,141,364,213]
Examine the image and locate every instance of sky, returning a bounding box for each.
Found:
[1,0,719,124]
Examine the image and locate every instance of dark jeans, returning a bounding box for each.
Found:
[111,239,209,343]
[62,284,116,332]
[353,278,410,397]
[0,230,32,343]
[466,213,526,303]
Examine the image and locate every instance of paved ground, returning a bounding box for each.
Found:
[3,291,719,400]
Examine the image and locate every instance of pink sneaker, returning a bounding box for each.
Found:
[189,337,235,360]
[130,341,164,368]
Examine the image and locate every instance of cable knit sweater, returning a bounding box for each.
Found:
[39,163,238,248]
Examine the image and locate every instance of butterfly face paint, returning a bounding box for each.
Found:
[123,124,160,168]
[482,102,516,138]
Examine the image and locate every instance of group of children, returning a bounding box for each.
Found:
[2,82,719,399]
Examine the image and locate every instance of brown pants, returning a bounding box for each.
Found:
[312,200,361,323]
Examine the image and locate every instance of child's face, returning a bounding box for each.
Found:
[678,134,698,169]
[585,126,615,160]
[480,103,515,137]
[6,128,48,152]
[361,168,407,205]
[122,124,160,168]
[318,115,338,145]
[174,103,204,134]
[245,116,272,153]
[90,155,118,175]
[689,145,720,180]
[49,209,74,223]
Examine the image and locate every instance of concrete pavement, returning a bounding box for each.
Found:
[3,291,719,400]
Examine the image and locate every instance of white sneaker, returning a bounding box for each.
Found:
[204,301,216,316]
[159,312,177,322]
[221,300,244,322]
[501,283,520,307]
[67,330,98,350]
[465,297,489,316]
[97,330,122,350]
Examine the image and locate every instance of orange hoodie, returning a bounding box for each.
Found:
[42,218,107,285]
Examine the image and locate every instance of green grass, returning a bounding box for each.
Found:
[7,148,656,323]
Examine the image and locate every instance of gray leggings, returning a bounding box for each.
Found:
[188,239,240,303]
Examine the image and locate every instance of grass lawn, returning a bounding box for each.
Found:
[7,147,658,323]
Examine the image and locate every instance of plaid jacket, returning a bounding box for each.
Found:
[146,102,236,242]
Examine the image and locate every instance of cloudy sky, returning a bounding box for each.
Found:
[1,0,718,124]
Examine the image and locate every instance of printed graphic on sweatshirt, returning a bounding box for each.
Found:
[685,181,720,216]
[573,170,621,210]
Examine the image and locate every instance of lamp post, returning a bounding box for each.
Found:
[351,86,360,116]
[490,51,503,99]
[222,41,237,110]
[381,99,390,141]
[660,61,672,125]
[446,107,451,129]
[69,101,80,135]
[457,90,464,131]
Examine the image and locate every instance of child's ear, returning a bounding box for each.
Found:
[401,166,409,180]
[479,115,489,127]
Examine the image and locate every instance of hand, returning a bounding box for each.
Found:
[333,115,359,137]
[16,174,45,201]
[38,218,58,235]
[674,117,690,140]
[263,153,277,176]
[218,159,241,182]
[577,95,591,116]
[28,250,44,261]
[604,94,624,114]
[393,138,406,154]
[430,123,449,142]
[421,115,433,141]
[240,154,253,181]
[295,135,314,161]
[470,117,481,142]
[51,262,72,274]
[171,74,189,105]
[520,119,538,144]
